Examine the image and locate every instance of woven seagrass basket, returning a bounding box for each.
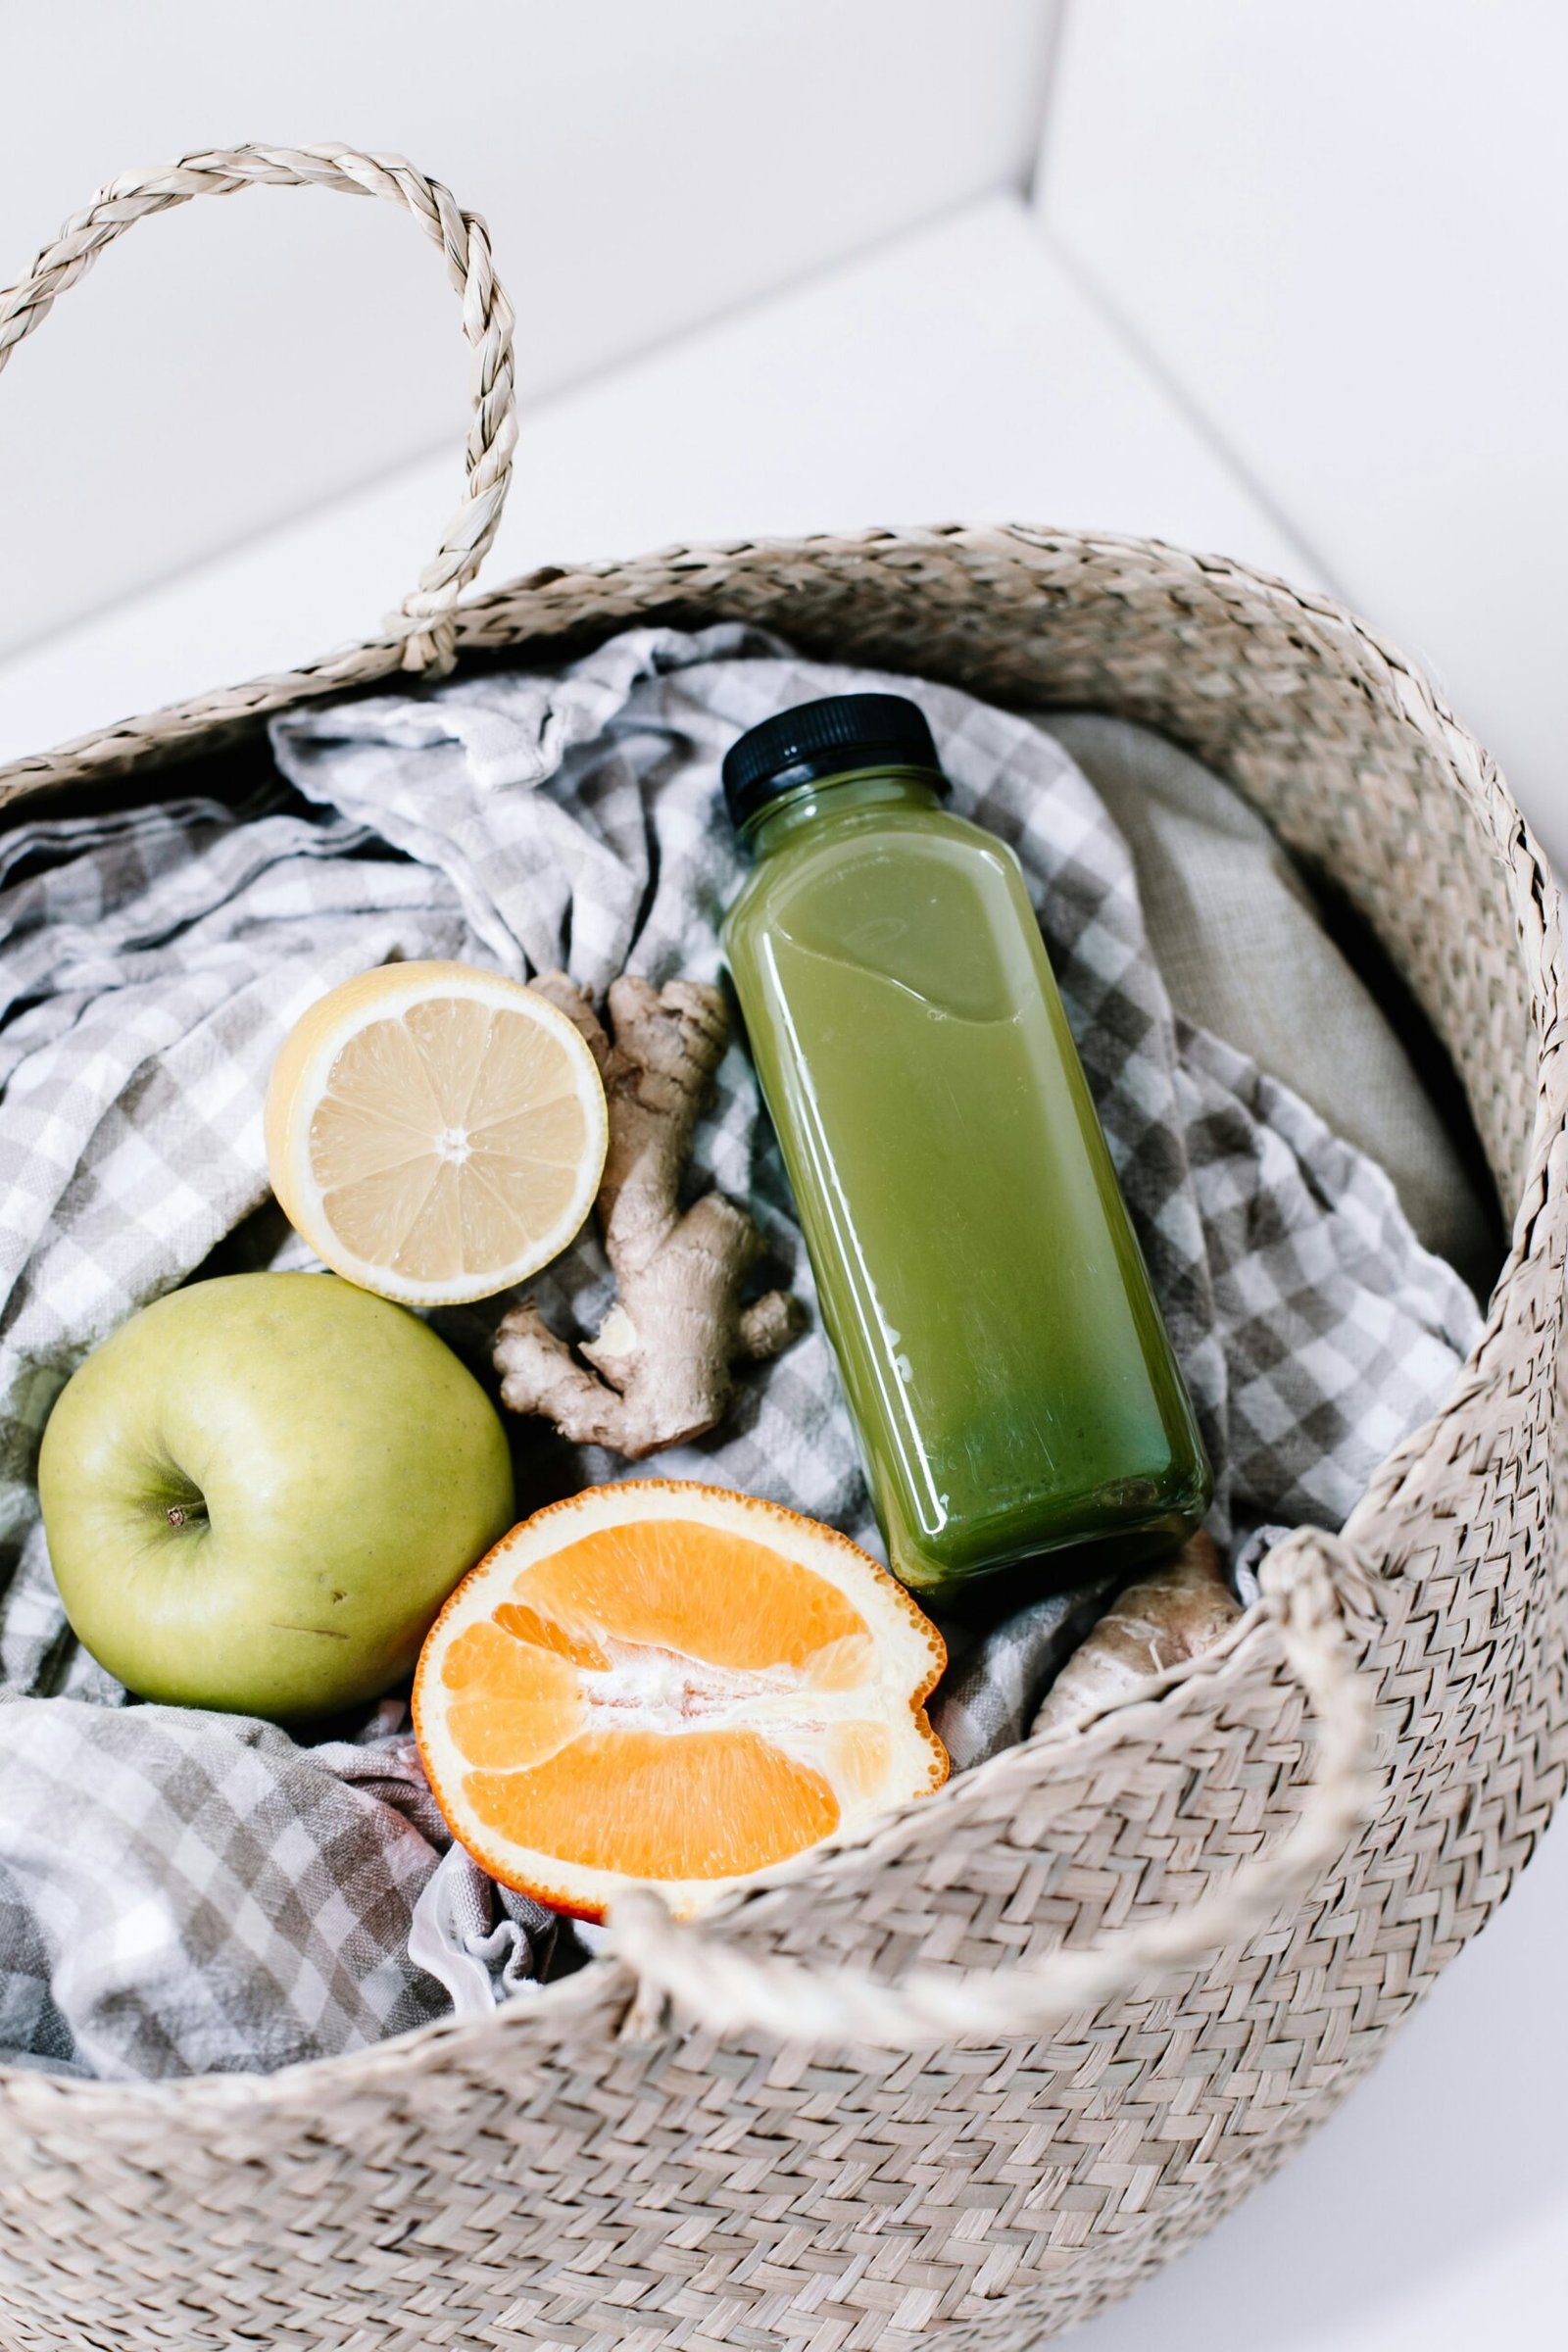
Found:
[1,150,1564,2352]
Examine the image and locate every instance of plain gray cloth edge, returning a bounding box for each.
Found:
[1037,709,1495,1298]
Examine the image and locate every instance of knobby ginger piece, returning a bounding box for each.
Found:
[1032,1532,1241,1737]
[493,972,804,1458]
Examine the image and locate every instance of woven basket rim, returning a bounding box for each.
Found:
[0,521,1499,797]
[2,520,1559,2115]
[0,1589,1293,2118]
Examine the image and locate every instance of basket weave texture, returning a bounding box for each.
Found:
[2,155,1565,2352]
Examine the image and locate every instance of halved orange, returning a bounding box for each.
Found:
[414,1481,949,1919]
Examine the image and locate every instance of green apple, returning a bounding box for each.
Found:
[38,1272,515,1721]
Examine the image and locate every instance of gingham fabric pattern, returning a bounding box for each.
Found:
[0,1696,450,2078]
[0,624,1480,2076]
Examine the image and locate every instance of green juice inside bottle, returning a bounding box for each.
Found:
[721,694,1209,1604]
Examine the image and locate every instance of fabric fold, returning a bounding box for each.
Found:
[0,625,1481,2077]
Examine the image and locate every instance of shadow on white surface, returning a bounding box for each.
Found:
[1065,1801,1568,2351]
[1036,0,1568,872]
[0,0,1058,657]
[0,197,1319,773]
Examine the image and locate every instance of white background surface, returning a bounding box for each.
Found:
[1,9,1564,2347]
[0,197,1317,768]
[0,0,1054,656]
[1039,0,1568,864]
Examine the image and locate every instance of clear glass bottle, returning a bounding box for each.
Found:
[721,693,1209,1603]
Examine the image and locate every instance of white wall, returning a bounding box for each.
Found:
[1036,0,1568,858]
[0,196,1322,768]
[0,0,1057,660]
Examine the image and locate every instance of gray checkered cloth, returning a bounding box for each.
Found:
[0,624,1480,2077]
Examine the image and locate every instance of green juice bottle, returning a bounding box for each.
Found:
[721,693,1210,1605]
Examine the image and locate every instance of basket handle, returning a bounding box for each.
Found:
[605,1529,1381,2047]
[0,144,516,677]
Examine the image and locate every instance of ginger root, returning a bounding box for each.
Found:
[493,971,804,1458]
[1032,1532,1240,1737]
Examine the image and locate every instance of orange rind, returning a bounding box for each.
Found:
[414,1481,949,1919]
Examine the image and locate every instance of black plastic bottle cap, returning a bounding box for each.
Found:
[721,693,945,832]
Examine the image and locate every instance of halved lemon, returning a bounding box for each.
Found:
[266,961,608,1307]
[414,1481,949,1920]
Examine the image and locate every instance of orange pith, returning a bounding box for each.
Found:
[414,1482,949,1920]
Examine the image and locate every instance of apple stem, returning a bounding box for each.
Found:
[166,1502,207,1529]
